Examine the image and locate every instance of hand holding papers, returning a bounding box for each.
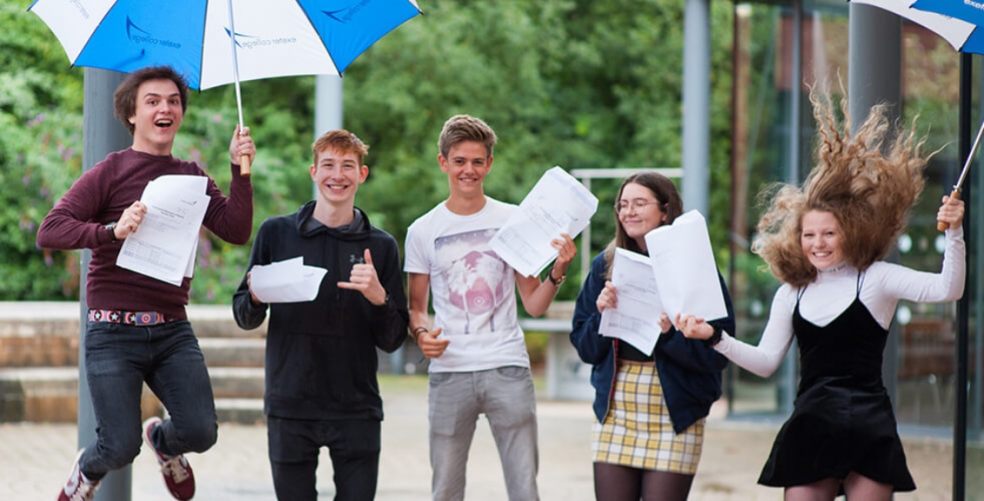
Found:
[249,257,327,303]
[598,210,727,354]
[490,166,598,277]
[644,210,727,321]
[599,249,666,355]
[117,175,209,286]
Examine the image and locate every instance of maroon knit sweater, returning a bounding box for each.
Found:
[37,148,253,320]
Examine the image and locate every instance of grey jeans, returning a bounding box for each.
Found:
[428,366,539,501]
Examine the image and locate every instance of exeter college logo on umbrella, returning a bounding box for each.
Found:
[126,17,181,50]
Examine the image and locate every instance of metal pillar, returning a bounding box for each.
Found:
[315,75,343,138]
[81,68,131,501]
[778,1,805,417]
[848,3,902,408]
[954,52,973,501]
[682,0,710,215]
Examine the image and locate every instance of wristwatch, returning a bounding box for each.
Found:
[104,222,118,242]
[547,270,566,286]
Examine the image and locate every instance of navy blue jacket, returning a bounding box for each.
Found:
[570,252,734,433]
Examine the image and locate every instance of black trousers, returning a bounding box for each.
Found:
[267,416,381,501]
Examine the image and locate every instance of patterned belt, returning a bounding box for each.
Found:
[87,309,167,326]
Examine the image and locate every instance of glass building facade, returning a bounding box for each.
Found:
[728,0,983,493]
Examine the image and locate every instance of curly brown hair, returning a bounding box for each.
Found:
[753,91,928,287]
[113,66,189,135]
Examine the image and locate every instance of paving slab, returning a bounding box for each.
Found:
[0,376,966,500]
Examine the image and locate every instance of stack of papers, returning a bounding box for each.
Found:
[249,257,327,303]
[117,175,209,286]
[599,210,727,354]
[490,166,598,277]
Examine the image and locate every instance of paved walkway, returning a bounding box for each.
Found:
[1,377,967,500]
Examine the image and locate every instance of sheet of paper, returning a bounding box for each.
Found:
[490,166,598,277]
[116,176,209,286]
[250,257,328,303]
[150,176,208,279]
[643,210,727,321]
[599,248,665,355]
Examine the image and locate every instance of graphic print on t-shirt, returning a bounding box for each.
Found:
[435,228,510,334]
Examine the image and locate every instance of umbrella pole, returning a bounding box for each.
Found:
[227,0,250,176]
[938,118,984,231]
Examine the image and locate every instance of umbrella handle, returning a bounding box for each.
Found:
[240,154,251,177]
[937,189,961,232]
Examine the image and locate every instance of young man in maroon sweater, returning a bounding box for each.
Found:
[37,66,255,501]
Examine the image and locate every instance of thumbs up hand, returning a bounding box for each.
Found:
[338,248,387,306]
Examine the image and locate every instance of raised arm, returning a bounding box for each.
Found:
[515,233,576,317]
[201,126,255,245]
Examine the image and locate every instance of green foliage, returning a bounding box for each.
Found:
[6,0,737,304]
[0,2,84,299]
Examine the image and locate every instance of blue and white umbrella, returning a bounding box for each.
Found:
[852,0,984,197]
[912,0,984,53]
[30,0,421,171]
[851,0,976,51]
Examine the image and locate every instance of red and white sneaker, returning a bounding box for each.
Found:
[143,416,196,500]
[57,449,99,501]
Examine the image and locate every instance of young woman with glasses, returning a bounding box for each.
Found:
[570,172,735,501]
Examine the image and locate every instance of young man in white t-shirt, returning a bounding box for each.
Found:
[404,114,576,501]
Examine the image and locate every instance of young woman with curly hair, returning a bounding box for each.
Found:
[680,91,965,501]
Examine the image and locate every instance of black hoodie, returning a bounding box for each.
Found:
[233,201,409,421]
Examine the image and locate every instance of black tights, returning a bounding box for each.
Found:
[594,462,695,501]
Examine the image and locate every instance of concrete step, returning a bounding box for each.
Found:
[215,398,265,425]
[0,366,265,423]
[0,302,266,367]
[200,337,265,368]
[208,367,265,399]
[0,367,161,423]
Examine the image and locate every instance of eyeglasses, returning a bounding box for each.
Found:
[614,199,662,213]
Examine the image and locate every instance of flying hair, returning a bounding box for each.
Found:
[752,89,929,286]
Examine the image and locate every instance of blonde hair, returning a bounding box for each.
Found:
[438,115,497,158]
[753,91,928,287]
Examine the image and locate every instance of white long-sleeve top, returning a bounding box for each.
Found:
[715,227,965,378]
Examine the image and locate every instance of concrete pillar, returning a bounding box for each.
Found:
[848,3,902,404]
[682,0,710,214]
[315,75,343,138]
[81,68,131,501]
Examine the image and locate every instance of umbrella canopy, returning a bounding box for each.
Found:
[852,0,984,195]
[29,0,422,91]
[851,0,977,52]
[912,1,984,53]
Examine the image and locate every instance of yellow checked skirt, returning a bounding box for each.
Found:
[592,361,705,474]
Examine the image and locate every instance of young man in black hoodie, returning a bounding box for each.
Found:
[232,129,409,501]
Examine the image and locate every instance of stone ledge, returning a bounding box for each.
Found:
[0,367,160,423]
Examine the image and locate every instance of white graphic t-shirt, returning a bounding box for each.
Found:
[404,197,529,373]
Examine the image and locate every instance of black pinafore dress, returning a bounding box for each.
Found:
[758,273,916,491]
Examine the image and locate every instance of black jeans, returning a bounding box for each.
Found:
[78,320,218,479]
[267,416,381,501]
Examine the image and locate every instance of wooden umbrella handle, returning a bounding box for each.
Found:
[240,154,251,177]
[937,189,961,231]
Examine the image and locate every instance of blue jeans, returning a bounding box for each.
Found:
[428,366,539,501]
[78,320,217,480]
[267,416,381,501]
